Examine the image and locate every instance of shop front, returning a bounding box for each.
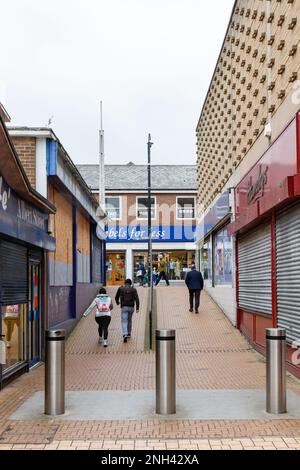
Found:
[106,252,126,286]
[228,114,300,377]
[0,117,55,388]
[132,250,195,283]
[197,190,235,324]
[106,224,196,285]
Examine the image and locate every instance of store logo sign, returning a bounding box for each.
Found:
[247,165,268,204]
[17,200,45,230]
[0,176,11,211]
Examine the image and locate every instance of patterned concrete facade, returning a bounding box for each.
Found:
[197,0,300,212]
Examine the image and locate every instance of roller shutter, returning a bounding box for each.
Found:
[0,240,28,305]
[238,223,272,315]
[276,203,300,343]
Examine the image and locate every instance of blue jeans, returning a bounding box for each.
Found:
[121,306,134,336]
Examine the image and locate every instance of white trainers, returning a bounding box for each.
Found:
[99,336,103,344]
[103,340,108,348]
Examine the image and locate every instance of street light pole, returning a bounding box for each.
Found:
[147,134,153,349]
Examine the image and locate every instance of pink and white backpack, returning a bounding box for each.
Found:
[95,295,111,316]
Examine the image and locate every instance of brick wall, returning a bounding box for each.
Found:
[97,192,197,226]
[197,0,300,211]
[11,136,36,188]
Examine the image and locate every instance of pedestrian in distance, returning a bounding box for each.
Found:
[95,287,113,347]
[185,264,204,314]
[155,257,170,286]
[115,279,140,343]
[137,259,146,286]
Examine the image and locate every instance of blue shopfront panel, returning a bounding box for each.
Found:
[106,225,196,243]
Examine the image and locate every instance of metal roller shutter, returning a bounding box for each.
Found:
[276,203,300,343]
[238,223,272,315]
[0,240,28,305]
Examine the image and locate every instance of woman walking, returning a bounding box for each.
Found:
[95,287,113,347]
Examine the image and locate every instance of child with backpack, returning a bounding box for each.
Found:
[95,287,113,347]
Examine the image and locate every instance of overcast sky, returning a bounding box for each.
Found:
[0,0,234,166]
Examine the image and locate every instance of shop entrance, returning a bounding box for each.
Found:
[106,253,126,286]
[28,261,42,367]
[133,250,195,283]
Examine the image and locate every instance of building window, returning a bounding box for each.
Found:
[105,196,121,220]
[1,304,26,372]
[176,197,195,219]
[200,240,212,281]
[136,197,156,220]
[213,225,233,286]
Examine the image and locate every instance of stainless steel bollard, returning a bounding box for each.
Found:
[156,329,176,415]
[266,328,287,414]
[45,329,65,416]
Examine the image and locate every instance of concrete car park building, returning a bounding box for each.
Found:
[196,0,300,376]
[78,163,197,285]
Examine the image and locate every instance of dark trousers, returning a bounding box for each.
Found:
[189,289,201,311]
[155,270,170,286]
[95,316,111,340]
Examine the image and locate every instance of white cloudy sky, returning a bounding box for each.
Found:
[0,0,234,165]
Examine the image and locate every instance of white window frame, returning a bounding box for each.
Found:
[176,196,196,220]
[105,196,122,221]
[136,196,157,220]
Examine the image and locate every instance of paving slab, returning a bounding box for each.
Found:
[9,389,300,421]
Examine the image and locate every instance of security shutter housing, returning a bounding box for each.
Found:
[0,240,28,305]
[276,203,300,343]
[238,223,272,315]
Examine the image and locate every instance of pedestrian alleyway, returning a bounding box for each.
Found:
[1,286,300,450]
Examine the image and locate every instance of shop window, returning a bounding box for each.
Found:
[105,196,121,220]
[1,304,26,372]
[214,226,233,285]
[176,197,195,219]
[133,251,195,283]
[136,197,156,220]
[201,241,212,281]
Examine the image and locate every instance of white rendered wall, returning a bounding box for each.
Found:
[36,138,47,198]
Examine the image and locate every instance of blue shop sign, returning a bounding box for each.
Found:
[0,174,55,251]
[196,190,231,242]
[106,225,196,243]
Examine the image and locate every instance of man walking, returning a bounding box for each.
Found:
[115,279,140,342]
[185,264,204,314]
[155,256,170,286]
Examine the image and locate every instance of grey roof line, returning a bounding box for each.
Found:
[77,164,197,191]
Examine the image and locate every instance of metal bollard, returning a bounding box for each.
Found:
[45,329,65,416]
[156,329,176,415]
[266,328,287,414]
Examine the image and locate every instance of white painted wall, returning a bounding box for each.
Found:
[35,137,47,198]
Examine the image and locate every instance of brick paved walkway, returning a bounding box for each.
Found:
[1,286,300,450]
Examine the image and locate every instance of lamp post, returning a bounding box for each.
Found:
[147,134,153,349]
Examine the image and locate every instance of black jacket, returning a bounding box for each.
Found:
[115,285,140,310]
[185,269,204,291]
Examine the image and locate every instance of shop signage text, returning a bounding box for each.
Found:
[17,200,45,230]
[247,165,268,204]
[0,176,11,211]
[0,173,47,231]
[106,225,196,243]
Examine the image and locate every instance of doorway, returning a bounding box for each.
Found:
[106,253,126,286]
[28,261,41,367]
